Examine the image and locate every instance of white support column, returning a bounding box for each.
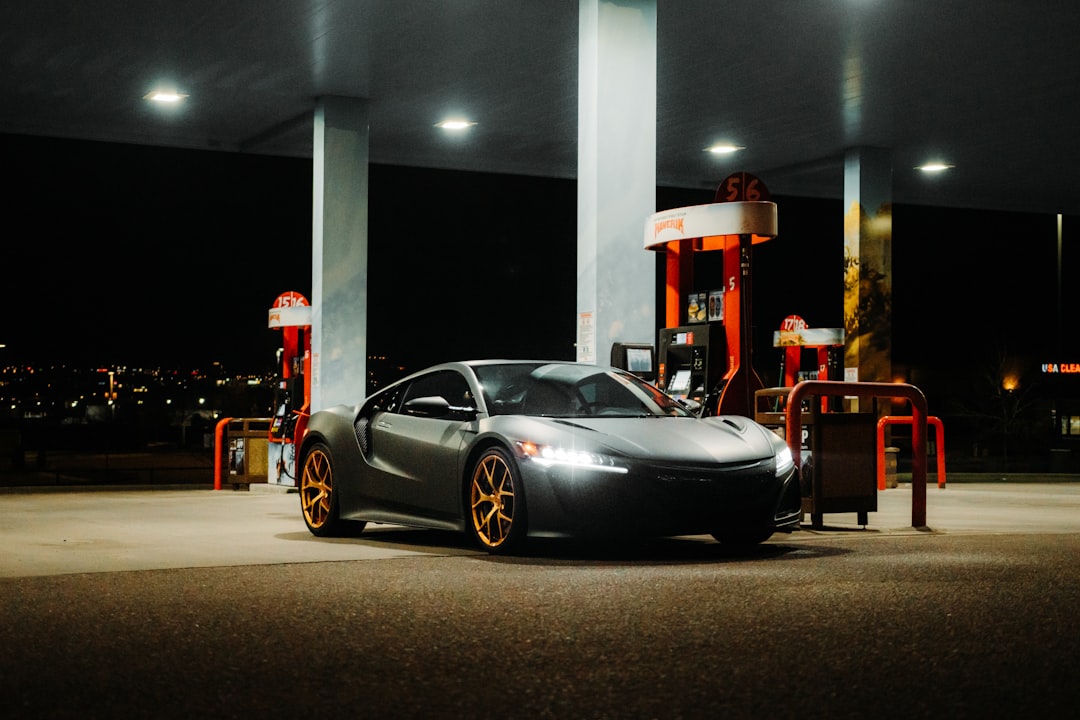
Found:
[577,0,656,364]
[843,146,893,388]
[311,96,370,412]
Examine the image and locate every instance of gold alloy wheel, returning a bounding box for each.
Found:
[469,451,517,549]
[300,446,334,530]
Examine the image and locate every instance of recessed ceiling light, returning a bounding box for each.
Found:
[436,119,476,130]
[144,91,188,103]
[705,143,744,154]
[916,162,954,173]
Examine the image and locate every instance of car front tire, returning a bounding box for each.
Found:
[467,447,527,554]
[300,442,360,537]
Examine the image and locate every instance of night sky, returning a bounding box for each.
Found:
[2,133,580,373]
[2,132,1075,397]
[3,133,311,371]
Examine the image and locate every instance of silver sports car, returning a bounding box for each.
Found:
[298,360,802,553]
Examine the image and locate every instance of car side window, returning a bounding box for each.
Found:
[355,384,405,458]
[399,370,474,417]
[364,384,404,415]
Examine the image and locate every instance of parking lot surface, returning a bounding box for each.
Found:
[4,481,1080,719]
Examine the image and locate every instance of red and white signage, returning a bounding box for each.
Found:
[268,291,311,328]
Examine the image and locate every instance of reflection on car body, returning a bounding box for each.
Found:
[298,360,802,554]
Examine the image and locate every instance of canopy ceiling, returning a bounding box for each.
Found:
[2,1,1077,215]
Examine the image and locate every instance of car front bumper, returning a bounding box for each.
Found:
[520,456,802,539]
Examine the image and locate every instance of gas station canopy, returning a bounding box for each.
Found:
[0,1,1077,217]
[645,201,778,251]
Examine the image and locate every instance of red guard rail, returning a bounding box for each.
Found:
[785,381,929,528]
[213,416,233,491]
[877,415,946,490]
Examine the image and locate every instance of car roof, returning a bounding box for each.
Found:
[460,359,567,366]
[387,360,619,390]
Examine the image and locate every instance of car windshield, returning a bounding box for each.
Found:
[474,362,693,418]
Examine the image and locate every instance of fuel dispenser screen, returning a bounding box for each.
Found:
[668,369,692,395]
[626,347,653,374]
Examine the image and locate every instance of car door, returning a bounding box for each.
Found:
[368,369,476,521]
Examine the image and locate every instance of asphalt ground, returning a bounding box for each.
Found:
[2,482,1079,718]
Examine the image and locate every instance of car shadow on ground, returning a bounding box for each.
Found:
[502,535,849,565]
[309,524,849,565]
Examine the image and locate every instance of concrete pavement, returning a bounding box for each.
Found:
[2,481,1080,578]
[0,484,480,578]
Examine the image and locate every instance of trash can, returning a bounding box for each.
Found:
[884,446,899,488]
[225,418,271,489]
[754,387,809,447]
[804,410,878,527]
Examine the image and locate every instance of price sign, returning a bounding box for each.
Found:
[781,315,807,332]
[272,291,309,308]
[715,172,771,203]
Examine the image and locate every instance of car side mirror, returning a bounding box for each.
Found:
[403,396,477,420]
[677,397,703,415]
[403,396,451,417]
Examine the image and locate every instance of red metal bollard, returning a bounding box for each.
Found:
[877,415,947,490]
[213,417,233,491]
[785,381,929,528]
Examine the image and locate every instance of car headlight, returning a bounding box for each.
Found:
[516,441,628,474]
[775,445,795,477]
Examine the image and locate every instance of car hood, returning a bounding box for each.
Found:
[530,415,779,465]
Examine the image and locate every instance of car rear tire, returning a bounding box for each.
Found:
[300,442,360,537]
[467,447,527,554]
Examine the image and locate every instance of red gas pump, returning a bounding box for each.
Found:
[775,315,845,386]
[645,173,778,417]
[268,291,311,486]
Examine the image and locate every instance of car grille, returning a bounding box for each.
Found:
[644,458,775,499]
